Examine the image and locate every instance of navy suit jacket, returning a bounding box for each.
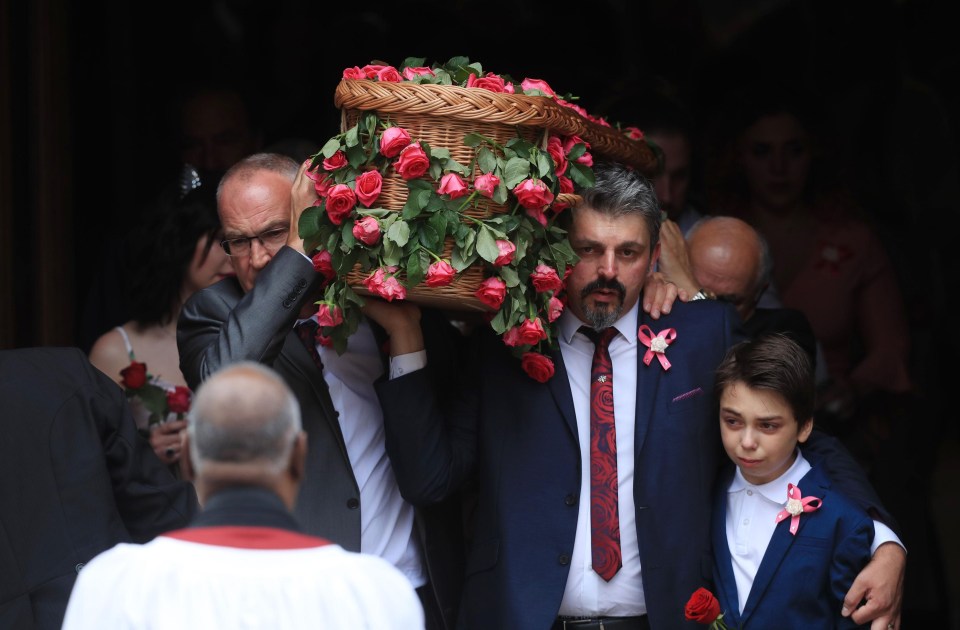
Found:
[711,455,874,629]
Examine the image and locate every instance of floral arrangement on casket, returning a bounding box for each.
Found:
[298,56,656,382]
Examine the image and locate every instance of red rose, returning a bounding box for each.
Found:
[530,264,563,293]
[474,277,507,310]
[120,361,148,390]
[379,127,411,158]
[525,207,548,227]
[402,66,435,80]
[375,66,402,82]
[513,178,555,212]
[467,72,510,93]
[502,326,523,347]
[437,172,469,199]
[517,317,547,345]
[493,240,516,267]
[425,260,456,287]
[352,216,381,246]
[354,170,383,207]
[520,78,555,97]
[325,184,356,225]
[547,136,568,176]
[166,386,191,414]
[474,173,500,199]
[625,126,645,140]
[547,296,564,322]
[322,150,347,171]
[342,66,365,80]
[317,334,334,348]
[360,64,386,79]
[311,250,335,283]
[552,175,575,213]
[521,352,555,383]
[363,267,406,302]
[394,143,430,180]
[316,304,343,328]
[684,588,722,625]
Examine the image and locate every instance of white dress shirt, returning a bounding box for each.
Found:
[304,315,427,589]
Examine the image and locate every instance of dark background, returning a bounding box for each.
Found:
[2,0,959,625]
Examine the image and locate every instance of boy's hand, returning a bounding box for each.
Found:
[841,542,905,629]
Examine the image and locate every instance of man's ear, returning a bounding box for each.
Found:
[180,431,195,482]
[649,241,661,273]
[289,431,308,483]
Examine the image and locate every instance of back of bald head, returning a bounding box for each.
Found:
[187,361,301,478]
[687,216,771,293]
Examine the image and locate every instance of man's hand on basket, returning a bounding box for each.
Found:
[287,160,320,255]
[362,298,424,357]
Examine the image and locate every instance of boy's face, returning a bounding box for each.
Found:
[719,381,813,485]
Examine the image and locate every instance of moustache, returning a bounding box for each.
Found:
[580,278,626,300]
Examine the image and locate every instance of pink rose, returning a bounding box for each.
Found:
[425,260,456,287]
[322,150,348,171]
[352,216,381,246]
[521,352,555,383]
[354,170,383,207]
[563,135,593,166]
[547,136,568,176]
[324,184,356,225]
[316,304,343,328]
[363,266,406,302]
[474,173,500,198]
[493,240,516,266]
[513,178,555,212]
[311,250,336,283]
[625,126,645,140]
[437,172,469,199]
[304,167,333,197]
[342,66,366,80]
[376,66,402,82]
[394,143,430,180]
[520,78,556,96]
[475,276,507,310]
[360,64,387,79]
[502,326,523,347]
[517,317,547,345]
[577,151,594,167]
[547,296,565,322]
[467,72,510,93]
[379,127,411,158]
[526,207,548,227]
[402,66,435,80]
[166,386,191,414]
[530,264,563,293]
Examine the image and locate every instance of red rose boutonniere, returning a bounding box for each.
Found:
[685,587,732,629]
[638,325,676,371]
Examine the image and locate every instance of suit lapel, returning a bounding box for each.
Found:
[633,308,662,455]
[548,346,579,441]
[712,469,744,628]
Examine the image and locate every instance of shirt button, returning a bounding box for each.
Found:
[743,519,750,526]
[746,490,753,496]
[564,494,577,506]
[347,498,360,509]
[558,554,570,566]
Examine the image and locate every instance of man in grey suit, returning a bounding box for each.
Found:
[176,153,464,630]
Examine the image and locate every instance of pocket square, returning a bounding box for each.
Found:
[672,387,704,403]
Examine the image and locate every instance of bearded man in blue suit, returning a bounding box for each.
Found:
[368,162,906,630]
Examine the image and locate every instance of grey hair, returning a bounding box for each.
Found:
[216,152,299,205]
[187,361,302,476]
[574,161,662,252]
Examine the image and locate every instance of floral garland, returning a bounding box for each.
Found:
[299,57,648,382]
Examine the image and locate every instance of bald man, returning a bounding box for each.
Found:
[658,215,819,368]
[63,362,423,630]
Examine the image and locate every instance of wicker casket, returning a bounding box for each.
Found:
[299,57,658,378]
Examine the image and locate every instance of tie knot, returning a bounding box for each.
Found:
[579,326,618,350]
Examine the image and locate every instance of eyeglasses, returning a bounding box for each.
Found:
[220,226,290,257]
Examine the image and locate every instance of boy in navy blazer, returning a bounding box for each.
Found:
[712,334,873,629]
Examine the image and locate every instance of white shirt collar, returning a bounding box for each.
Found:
[558,300,639,347]
[727,450,812,505]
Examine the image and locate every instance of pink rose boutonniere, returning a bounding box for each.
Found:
[638,325,677,370]
[775,483,822,535]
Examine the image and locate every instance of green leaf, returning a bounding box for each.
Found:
[476,226,499,263]
[568,162,595,188]
[489,308,508,334]
[463,133,485,148]
[536,152,554,179]
[405,249,425,286]
[477,147,498,173]
[503,157,531,189]
[499,265,520,287]
[341,220,357,250]
[400,56,426,70]
[566,142,586,161]
[321,137,341,157]
[386,220,411,247]
[382,238,401,266]
[431,147,451,161]
[493,181,509,205]
[344,125,360,148]
[345,143,367,168]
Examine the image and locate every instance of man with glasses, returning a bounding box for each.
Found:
[176,152,465,630]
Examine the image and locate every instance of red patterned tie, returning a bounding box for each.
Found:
[581,326,622,581]
[295,320,324,372]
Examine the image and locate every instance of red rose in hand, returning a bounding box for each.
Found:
[684,588,722,625]
[352,216,381,246]
[325,184,357,225]
[425,260,456,287]
[379,127,411,158]
[166,386,191,414]
[521,352,555,383]
[120,361,148,390]
[394,143,430,180]
[354,170,383,207]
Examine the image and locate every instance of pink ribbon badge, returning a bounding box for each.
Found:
[775,483,822,535]
[637,325,677,371]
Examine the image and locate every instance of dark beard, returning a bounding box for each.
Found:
[580,278,626,329]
